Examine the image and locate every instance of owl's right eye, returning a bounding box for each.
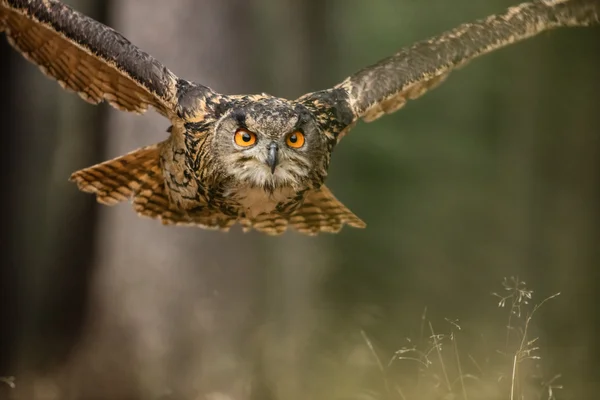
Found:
[234,128,257,147]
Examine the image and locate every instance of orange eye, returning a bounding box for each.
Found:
[286,131,305,149]
[234,128,257,147]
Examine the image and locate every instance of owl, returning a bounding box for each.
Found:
[1,0,598,235]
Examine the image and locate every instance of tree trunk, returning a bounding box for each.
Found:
[48,1,262,399]
[2,0,104,398]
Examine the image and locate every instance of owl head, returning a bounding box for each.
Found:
[212,96,330,191]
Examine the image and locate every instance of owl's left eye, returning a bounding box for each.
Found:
[286,131,305,149]
[234,128,257,147]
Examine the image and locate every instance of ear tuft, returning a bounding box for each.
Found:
[213,99,231,118]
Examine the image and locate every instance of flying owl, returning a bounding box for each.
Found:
[1,0,598,235]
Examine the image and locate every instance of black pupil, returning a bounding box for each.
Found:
[242,132,252,142]
[289,134,297,143]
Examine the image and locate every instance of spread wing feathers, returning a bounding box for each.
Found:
[290,186,366,235]
[69,144,236,230]
[134,188,236,231]
[337,0,600,124]
[0,0,180,116]
[70,143,163,206]
[240,186,366,236]
[71,145,363,234]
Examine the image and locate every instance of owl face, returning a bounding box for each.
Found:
[212,97,329,191]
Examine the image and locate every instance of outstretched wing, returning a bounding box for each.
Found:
[303,0,599,137]
[0,0,180,116]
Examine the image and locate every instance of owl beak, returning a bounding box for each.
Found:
[266,142,279,174]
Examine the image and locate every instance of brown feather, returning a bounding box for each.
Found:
[290,186,365,235]
[133,185,236,231]
[1,0,180,116]
[69,144,235,231]
[336,0,600,124]
[70,144,162,206]
[239,186,365,236]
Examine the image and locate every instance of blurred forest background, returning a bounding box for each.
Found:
[1,0,599,399]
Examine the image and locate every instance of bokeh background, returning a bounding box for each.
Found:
[1,0,599,399]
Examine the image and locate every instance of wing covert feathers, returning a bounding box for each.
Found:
[69,145,235,231]
[71,148,363,234]
[241,186,366,236]
[291,186,366,235]
[70,144,163,206]
[337,0,600,123]
[0,0,180,116]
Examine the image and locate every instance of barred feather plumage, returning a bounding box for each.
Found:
[3,0,598,235]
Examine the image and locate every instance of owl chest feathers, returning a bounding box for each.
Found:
[225,184,299,219]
